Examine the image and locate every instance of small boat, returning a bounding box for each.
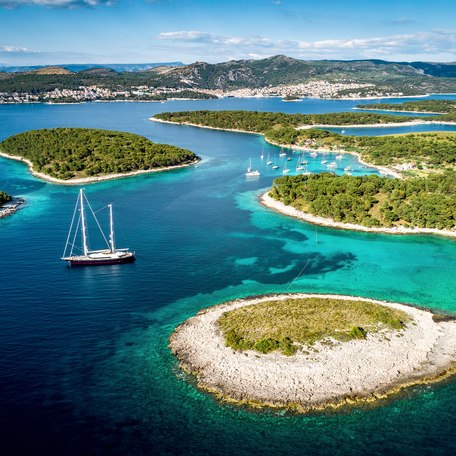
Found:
[266,151,272,165]
[335,154,343,160]
[341,129,346,134]
[279,148,287,157]
[272,164,279,169]
[321,160,328,164]
[260,148,264,160]
[62,189,135,266]
[287,156,291,161]
[344,166,352,172]
[327,162,338,168]
[310,152,318,157]
[246,158,260,177]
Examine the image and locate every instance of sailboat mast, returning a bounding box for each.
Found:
[109,204,115,253]
[80,189,88,256]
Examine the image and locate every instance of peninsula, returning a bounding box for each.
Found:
[0,128,199,184]
[170,294,456,412]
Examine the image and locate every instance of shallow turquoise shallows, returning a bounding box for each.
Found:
[1,97,456,456]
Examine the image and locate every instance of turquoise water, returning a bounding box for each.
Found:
[1,98,456,455]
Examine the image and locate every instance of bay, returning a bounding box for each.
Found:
[1,96,456,455]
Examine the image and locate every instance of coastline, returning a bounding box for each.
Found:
[170,293,456,412]
[297,119,456,129]
[260,191,456,239]
[0,151,200,185]
[150,117,403,178]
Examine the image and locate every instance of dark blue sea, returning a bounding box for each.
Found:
[1,96,456,456]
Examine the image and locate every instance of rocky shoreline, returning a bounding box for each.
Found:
[0,197,24,219]
[170,293,456,412]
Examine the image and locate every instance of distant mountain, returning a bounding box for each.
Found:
[29,66,74,75]
[0,62,184,73]
[153,55,456,90]
[0,56,454,100]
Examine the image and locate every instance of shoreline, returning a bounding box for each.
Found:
[170,293,456,412]
[152,116,456,133]
[0,151,200,185]
[3,92,456,105]
[151,117,403,178]
[260,191,456,239]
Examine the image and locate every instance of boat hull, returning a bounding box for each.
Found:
[65,253,136,267]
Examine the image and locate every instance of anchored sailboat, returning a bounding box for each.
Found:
[246,158,260,177]
[62,189,135,266]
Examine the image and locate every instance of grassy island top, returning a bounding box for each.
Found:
[0,128,198,180]
[0,191,12,206]
[217,297,409,356]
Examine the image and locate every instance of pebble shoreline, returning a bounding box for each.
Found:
[170,294,456,412]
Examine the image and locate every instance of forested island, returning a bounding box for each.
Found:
[0,128,198,182]
[357,99,456,114]
[269,172,456,230]
[155,109,418,129]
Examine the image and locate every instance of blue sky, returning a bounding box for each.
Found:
[0,0,455,65]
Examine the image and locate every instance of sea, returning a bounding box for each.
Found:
[1,95,456,456]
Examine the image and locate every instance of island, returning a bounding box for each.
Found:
[0,128,199,184]
[153,110,456,235]
[357,99,456,117]
[170,294,456,412]
[0,191,24,218]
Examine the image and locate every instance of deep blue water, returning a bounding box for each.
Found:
[1,97,456,456]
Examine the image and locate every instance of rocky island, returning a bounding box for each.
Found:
[170,294,456,412]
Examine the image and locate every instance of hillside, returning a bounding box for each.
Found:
[0,56,455,102]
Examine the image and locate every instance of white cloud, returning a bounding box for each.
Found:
[0,0,113,8]
[0,44,31,52]
[157,29,456,62]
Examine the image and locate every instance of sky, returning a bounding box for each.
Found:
[0,0,455,66]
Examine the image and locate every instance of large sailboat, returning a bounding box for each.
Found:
[62,189,135,266]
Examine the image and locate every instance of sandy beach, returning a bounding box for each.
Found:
[0,151,199,185]
[170,293,456,412]
[260,191,456,239]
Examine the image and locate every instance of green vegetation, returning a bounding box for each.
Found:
[155,110,456,169]
[270,172,456,230]
[0,191,12,206]
[217,297,409,355]
[0,128,198,180]
[1,56,455,101]
[357,99,456,114]
[155,109,416,130]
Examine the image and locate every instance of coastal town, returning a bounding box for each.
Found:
[0,80,402,104]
